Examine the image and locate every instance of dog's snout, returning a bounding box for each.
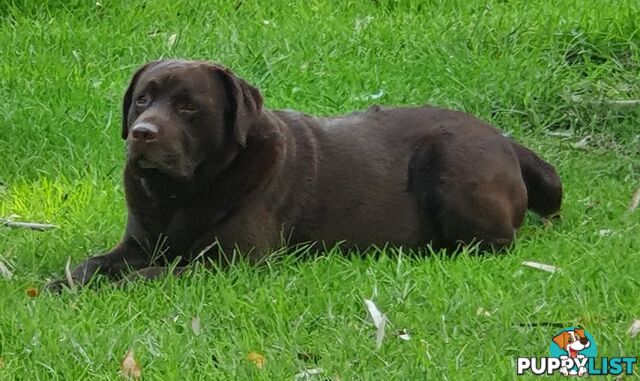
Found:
[580,338,589,345]
[131,122,158,141]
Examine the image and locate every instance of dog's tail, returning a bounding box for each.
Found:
[510,140,563,218]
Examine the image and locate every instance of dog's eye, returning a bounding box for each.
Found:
[135,95,150,108]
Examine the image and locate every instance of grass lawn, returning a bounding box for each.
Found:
[1,0,639,379]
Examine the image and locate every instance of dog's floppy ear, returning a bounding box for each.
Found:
[574,329,585,339]
[552,332,569,349]
[121,61,162,140]
[209,64,265,147]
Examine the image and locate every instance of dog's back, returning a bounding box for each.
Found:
[283,105,562,250]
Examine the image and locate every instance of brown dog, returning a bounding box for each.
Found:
[49,59,562,288]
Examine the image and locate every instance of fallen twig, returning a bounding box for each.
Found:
[0,218,57,231]
[605,99,640,106]
[514,322,566,328]
[570,95,640,107]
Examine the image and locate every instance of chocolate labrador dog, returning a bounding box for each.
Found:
[49,59,562,289]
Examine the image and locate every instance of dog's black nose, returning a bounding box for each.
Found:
[131,122,158,141]
[580,338,589,345]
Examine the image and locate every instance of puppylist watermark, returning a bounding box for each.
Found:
[516,326,637,377]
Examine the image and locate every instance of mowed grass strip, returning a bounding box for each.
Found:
[1,0,639,379]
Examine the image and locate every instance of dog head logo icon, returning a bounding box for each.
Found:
[552,328,591,358]
[549,326,597,376]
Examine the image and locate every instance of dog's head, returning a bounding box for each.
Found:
[552,329,590,357]
[121,60,273,180]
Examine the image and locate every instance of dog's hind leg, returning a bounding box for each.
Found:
[408,134,528,252]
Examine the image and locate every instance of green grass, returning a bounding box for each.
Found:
[1,0,640,379]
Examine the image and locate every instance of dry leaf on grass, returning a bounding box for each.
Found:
[476,307,492,317]
[396,329,411,341]
[364,299,386,350]
[627,320,640,338]
[0,357,4,369]
[167,33,178,48]
[26,287,39,298]
[294,367,324,380]
[191,316,201,335]
[629,188,640,213]
[246,352,265,369]
[598,229,613,237]
[522,261,560,273]
[0,259,13,279]
[571,136,591,150]
[120,349,142,379]
[367,90,385,100]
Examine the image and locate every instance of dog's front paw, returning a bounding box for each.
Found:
[46,257,105,293]
[45,278,72,293]
[113,266,187,288]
